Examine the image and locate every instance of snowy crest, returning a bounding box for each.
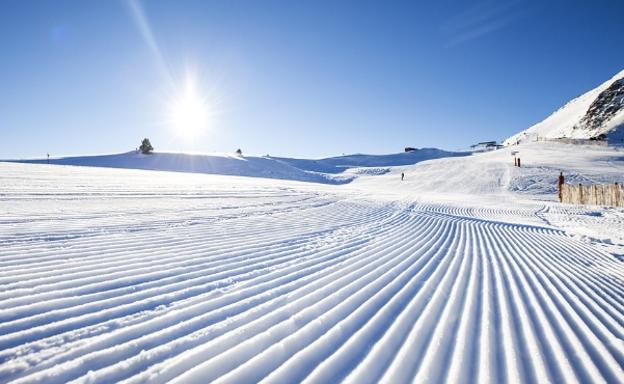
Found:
[504,69,624,145]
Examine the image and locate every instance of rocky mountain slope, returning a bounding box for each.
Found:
[504,69,624,145]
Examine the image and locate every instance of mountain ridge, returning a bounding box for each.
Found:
[504,69,624,145]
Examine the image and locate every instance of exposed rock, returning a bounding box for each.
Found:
[576,77,624,136]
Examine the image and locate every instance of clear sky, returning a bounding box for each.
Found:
[1,0,623,159]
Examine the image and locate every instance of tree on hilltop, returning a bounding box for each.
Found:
[140,138,154,154]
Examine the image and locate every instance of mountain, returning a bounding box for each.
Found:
[5,148,466,184]
[504,69,624,145]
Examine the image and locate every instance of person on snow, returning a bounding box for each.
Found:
[558,171,565,202]
[401,172,404,181]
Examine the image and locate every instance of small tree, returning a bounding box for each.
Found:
[139,138,154,154]
[235,148,243,156]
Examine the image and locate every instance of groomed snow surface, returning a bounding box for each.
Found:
[1,142,623,383]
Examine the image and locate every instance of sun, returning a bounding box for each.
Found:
[168,77,211,138]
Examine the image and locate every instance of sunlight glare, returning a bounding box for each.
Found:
[168,75,211,138]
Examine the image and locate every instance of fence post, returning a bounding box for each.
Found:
[578,184,583,204]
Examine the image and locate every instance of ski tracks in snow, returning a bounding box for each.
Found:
[0,165,623,383]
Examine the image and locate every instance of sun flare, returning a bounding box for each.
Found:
[168,77,211,138]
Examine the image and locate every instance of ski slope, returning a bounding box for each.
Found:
[1,142,623,383]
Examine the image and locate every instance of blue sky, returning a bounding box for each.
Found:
[1,0,623,159]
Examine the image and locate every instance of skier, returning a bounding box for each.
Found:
[558,172,565,202]
[401,172,405,181]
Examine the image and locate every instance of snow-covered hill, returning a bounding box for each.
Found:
[7,148,466,184]
[353,141,624,196]
[504,69,624,145]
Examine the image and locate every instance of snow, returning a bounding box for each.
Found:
[604,108,624,141]
[504,69,624,145]
[9,148,464,185]
[1,141,623,383]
